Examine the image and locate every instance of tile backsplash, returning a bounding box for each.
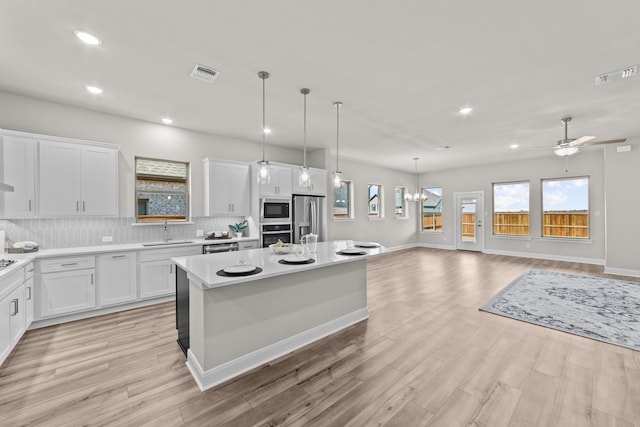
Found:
[1,217,247,249]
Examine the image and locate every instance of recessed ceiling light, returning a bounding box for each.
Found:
[510,144,519,149]
[435,145,451,151]
[161,118,173,125]
[459,107,473,115]
[85,86,103,94]
[263,128,272,134]
[73,30,102,46]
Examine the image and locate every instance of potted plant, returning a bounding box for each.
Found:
[229,220,248,238]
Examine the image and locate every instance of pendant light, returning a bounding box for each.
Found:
[257,71,271,184]
[299,88,311,188]
[405,157,428,202]
[333,101,343,188]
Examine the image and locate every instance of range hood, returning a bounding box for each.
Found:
[0,183,14,192]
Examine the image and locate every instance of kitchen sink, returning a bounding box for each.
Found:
[142,240,194,247]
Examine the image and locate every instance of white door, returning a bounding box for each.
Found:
[138,260,175,299]
[2,135,37,218]
[40,269,96,317]
[97,253,137,306]
[81,146,118,216]
[455,192,484,251]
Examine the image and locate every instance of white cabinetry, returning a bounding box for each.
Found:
[97,252,137,307]
[38,140,118,217]
[258,165,292,197]
[237,240,259,250]
[292,167,328,196]
[24,263,34,328]
[138,246,201,299]
[38,256,96,318]
[1,135,36,218]
[0,268,26,366]
[204,159,251,216]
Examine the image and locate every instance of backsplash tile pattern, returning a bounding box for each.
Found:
[1,217,246,249]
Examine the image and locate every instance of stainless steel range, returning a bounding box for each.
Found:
[0,259,17,270]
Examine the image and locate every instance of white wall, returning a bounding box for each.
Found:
[0,91,303,217]
[604,140,640,276]
[419,150,607,264]
[326,156,417,249]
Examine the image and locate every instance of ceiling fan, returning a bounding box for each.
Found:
[553,116,626,156]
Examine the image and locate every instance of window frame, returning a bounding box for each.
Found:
[394,186,408,219]
[368,183,384,219]
[135,156,190,223]
[541,176,590,240]
[492,181,531,237]
[332,179,354,221]
[421,187,443,232]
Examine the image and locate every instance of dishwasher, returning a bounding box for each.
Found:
[177,240,239,356]
[202,241,238,254]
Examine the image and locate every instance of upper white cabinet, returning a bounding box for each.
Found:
[38,140,118,217]
[204,159,251,216]
[1,135,36,218]
[259,165,292,197]
[292,167,327,196]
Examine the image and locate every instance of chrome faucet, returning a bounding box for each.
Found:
[163,220,170,242]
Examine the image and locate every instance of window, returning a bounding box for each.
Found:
[368,184,383,218]
[422,187,442,231]
[332,179,352,219]
[542,177,589,239]
[493,181,530,236]
[395,186,407,218]
[135,157,189,223]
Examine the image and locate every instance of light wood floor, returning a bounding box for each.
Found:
[1,248,639,426]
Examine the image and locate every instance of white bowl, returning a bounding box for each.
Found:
[269,244,292,254]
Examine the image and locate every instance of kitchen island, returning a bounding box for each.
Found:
[173,241,387,391]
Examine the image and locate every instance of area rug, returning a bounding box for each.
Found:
[480,269,640,351]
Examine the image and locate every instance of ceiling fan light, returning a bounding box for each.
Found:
[554,146,579,156]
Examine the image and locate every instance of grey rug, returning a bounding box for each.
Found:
[480,269,640,351]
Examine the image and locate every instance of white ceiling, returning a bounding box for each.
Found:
[1,0,639,173]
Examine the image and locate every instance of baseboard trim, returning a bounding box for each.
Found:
[30,295,175,329]
[186,307,369,392]
[603,266,640,278]
[416,242,457,250]
[483,248,605,266]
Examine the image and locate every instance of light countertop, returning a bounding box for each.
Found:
[173,240,388,290]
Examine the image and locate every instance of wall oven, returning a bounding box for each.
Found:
[261,223,292,248]
[260,198,291,223]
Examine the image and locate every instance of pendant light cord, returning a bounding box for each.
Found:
[302,88,309,168]
[335,102,341,172]
[262,75,266,162]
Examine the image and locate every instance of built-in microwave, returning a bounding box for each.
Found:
[260,198,291,223]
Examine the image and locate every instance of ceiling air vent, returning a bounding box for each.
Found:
[190,64,219,83]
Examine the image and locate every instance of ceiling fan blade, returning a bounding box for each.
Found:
[567,136,596,147]
[586,138,627,146]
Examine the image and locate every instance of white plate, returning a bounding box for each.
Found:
[223,264,257,274]
[356,242,379,248]
[340,248,367,255]
[283,256,310,263]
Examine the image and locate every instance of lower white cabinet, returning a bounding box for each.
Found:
[138,246,201,299]
[38,256,96,318]
[97,253,136,307]
[1,268,26,366]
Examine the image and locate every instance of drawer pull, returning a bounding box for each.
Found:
[27,286,32,300]
[11,299,19,316]
[112,255,126,259]
[61,263,78,267]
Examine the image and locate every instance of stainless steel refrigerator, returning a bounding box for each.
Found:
[292,195,326,243]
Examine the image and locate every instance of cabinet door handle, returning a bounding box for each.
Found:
[27,286,32,300]
[77,201,80,211]
[169,264,173,274]
[28,268,34,273]
[61,262,78,267]
[11,299,18,316]
[112,255,126,259]
[83,201,86,212]
[28,199,32,211]
[231,203,235,212]
[90,273,94,285]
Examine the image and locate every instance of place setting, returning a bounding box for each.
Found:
[217,252,263,277]
[278,244,316,265]
[336,240,368,256]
